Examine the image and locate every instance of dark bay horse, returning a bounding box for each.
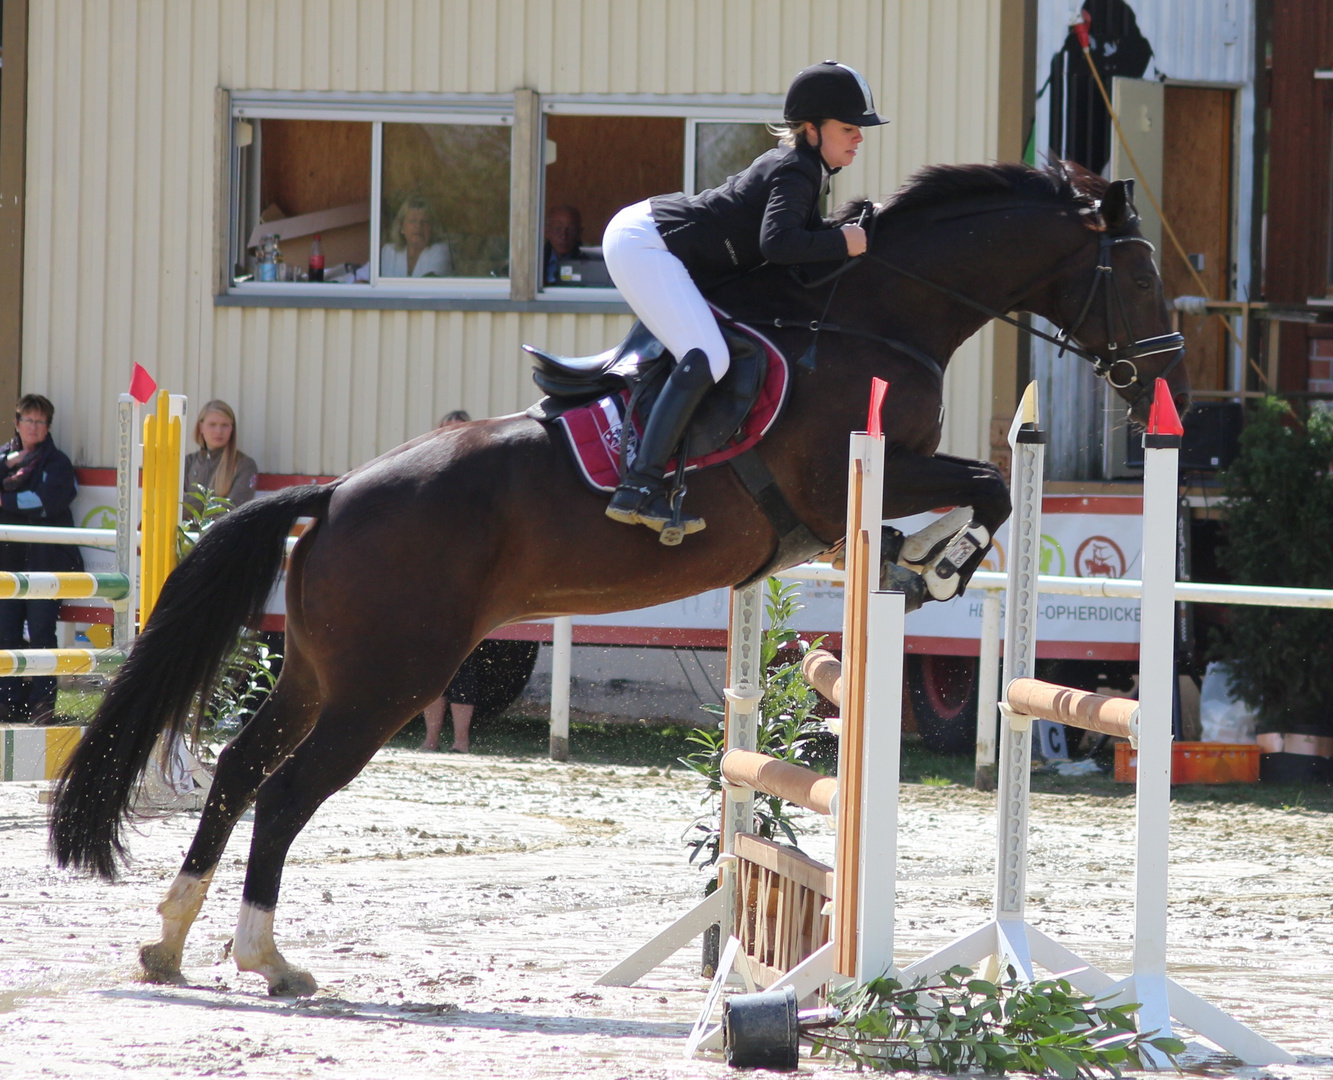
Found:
[51,162,1189,996]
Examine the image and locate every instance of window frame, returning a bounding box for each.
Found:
[535,96,783,302]
[226,92,516,301]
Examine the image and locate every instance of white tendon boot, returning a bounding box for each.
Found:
[919,521,991,601]
[898,506,973,567]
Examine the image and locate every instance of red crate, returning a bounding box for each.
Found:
[1114,741,1260,784]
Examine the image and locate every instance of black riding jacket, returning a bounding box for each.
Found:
[650,139,848,291]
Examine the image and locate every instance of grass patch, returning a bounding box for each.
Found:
[389,710,702,768]
[54,687,105,724]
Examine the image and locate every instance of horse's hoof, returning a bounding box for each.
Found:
[266,968,319,997]
[138,940,186,984]
[880,564,928,612]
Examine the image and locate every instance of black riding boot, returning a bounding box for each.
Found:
[606,349,715,542]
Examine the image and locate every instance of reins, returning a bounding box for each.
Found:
[777,206,1185,409]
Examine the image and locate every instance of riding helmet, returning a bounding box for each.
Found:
[783,61,889,127]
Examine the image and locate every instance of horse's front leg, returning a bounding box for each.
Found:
[880,449,1011,605]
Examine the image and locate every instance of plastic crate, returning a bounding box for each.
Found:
[1114,741,1260,784]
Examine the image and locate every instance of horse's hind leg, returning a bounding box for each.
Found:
[139,652,322,983]
[230,695,425,996]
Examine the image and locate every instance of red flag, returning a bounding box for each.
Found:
[128,363,157,404]
[867,377,889,439]
[1072,9,1092,51]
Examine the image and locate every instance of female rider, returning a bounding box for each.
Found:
[601,60,886,541]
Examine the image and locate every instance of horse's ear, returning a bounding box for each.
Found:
[1101,179,1137,231]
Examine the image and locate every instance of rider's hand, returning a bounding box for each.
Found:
[841,223,868,257]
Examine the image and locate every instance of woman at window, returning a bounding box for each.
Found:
[601,61,885,540]
[183,400,258,512]
[381,195,453,278]
[0,394,81,723]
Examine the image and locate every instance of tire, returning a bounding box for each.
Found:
[906,654,979,756]
[469,639,541,720]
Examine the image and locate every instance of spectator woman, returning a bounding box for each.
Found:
[381,196,453,278]
[0,394,82,723]
[183,400,258,511]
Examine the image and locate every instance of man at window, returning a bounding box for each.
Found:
[381,195,453,278]
[543,204,609,286]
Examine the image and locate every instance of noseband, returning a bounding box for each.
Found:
[1058,233,1185,409]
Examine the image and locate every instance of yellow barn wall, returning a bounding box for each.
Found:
[23,0,1009,476]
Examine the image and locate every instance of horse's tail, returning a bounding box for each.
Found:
[49,483,336,880]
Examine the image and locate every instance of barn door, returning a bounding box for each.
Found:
[1102,78,1235,478]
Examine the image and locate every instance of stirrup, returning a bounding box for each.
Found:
[656,484,705,546]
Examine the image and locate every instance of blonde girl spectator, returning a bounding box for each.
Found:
[183,400,258,511]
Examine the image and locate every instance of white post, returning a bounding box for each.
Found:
[720,581,763,938]
[1131,423,1180,1043]
[974,588,1002,789]
[857,588,903,982]
[169,394,188,495]
[549,616,573,761]
[994,382,1044,977]
[114,395,136,649]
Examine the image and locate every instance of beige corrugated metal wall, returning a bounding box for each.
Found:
[23,0,1005,475]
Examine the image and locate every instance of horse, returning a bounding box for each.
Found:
[50,161,1190,996]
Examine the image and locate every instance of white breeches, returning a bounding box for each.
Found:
[602,200,731,382]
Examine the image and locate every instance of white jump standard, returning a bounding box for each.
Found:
[898,380,1293,1067]
[600,419,908,1057]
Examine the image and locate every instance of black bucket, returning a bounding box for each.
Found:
[723,985,800,1070]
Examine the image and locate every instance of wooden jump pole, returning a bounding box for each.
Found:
[1003,679,1139,742]
[719,749,839,818]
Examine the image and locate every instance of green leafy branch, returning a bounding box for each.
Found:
[179,483,235,559]
[811,966,1184,1077]
[176,485,283,756]
[680,577,828,868]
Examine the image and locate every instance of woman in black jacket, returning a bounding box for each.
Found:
[601,60,886,540]
[0,394,82,723]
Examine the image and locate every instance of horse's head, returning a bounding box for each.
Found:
[1051,169,1190,425]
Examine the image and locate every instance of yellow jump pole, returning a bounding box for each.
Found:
[161,401,181,586]
[140,388,182,629]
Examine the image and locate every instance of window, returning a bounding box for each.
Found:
[228,96,513,298]
[538,101,780,298]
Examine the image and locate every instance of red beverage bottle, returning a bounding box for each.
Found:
[308,234,325,282]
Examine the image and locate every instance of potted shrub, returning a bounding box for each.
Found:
[1216,398,1333,782]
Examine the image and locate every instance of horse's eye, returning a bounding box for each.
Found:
[1134,275,1153,291]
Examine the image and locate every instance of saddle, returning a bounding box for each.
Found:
[524,318,768,461]
[525,316,832,582]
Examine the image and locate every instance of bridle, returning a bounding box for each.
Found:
[1054,231,1185,410]
[784,204,1186,411]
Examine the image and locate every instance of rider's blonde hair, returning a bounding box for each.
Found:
[768,120,811,148]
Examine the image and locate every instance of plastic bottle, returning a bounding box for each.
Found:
[308,234,325,283]
[258,234,278,282]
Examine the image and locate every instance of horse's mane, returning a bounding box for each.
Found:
[830,161,1107,227]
